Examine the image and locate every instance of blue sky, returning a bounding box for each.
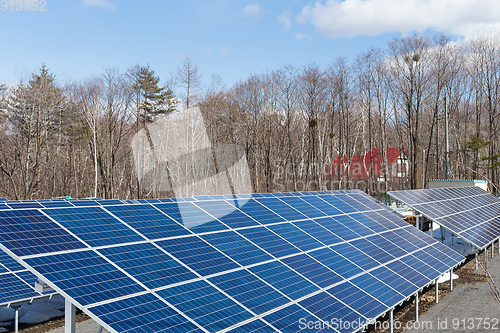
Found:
[1,0,500,90]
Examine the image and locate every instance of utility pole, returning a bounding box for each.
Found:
[422,149,426,189]
[445,97,450,179]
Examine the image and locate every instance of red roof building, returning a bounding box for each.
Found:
[325,148,407,180]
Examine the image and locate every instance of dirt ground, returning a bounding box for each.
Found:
[3,247,493,333]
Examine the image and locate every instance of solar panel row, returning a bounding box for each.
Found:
[0,191,339,211]
[389,187,500,249]
[0,190,464,333]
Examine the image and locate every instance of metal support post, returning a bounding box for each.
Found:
[416,214,419,230]
[450,269,453,291]
[12,304,21,333]
[492,243,494,257]
[435,279,439,303]
[485,249,488,268]
[445,97,450,179]
[475,252,478,270]
[390,308,394,333]
[415,291,419,322]
[430,221,433,238]
[97,326,103,333]
[15,307,18,333]
[65,298,76,333]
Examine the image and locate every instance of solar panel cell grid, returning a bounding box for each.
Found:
[0,209,86,256]
[281,253,344,288]
[156,236,240,276]
[208,269,289,315]
[201,231,274,266]
[154,202,228,233]
[248,261,319,301]
[157,280,254,332]
[97,243,198,289]
[90,293,203,333]
[194,200,260,228]
[104,205,191,240]
[293,219,343,245]
[24,250,146,306]
[44,207,144,247]
[237,227,301,258]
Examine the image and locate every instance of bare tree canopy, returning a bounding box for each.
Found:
[2,33,500,199]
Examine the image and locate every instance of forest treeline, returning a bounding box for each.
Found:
[1,33,500,200]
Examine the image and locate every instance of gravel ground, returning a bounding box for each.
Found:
[403,251,500,333]
[47,318,110,333]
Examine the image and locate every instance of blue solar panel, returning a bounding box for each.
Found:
[308,247,363,280]
[0,250,58,306]
[68,200,101,207]
[44,206,144,247]
[262,304,318,332]
[209,270,289,315]
[156,236,240,276]
[201,231,273,266]
[0,209,86,256]
[293,219,343,245]
[157,280,254,332]
[24,250,146,307]
[194,200,260,228]
[6,202,44,209]
[0,273,41,305]
[248,261,319,300]
[281,253,344,288]
[98,199,124,206]
[227,319,276,333]
[40,201,74,208]
[0,251,25,272]
[0,189,465,333]
[255,197,308,221]
[327,281,387,320]
[266,223,323,251]
[237,227,300,258]
[97,243,198,289]
[104,204,191,240]
[299,196,343,216]
[90,293,202,333]
[278,197,326,218]
[351,273,404,307]
[227,199,285,225]
[154,202,228,233]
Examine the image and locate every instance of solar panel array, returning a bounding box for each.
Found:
[0,190,338,307]
[389,186,500,250]
[0,190,464,333]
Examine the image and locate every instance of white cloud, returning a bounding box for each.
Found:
[81,0,115,11]
[295,33,312,40]
[242,4,263,17]
[218,46,231,56]
[278,12,292,31]
[298,0,500,39]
